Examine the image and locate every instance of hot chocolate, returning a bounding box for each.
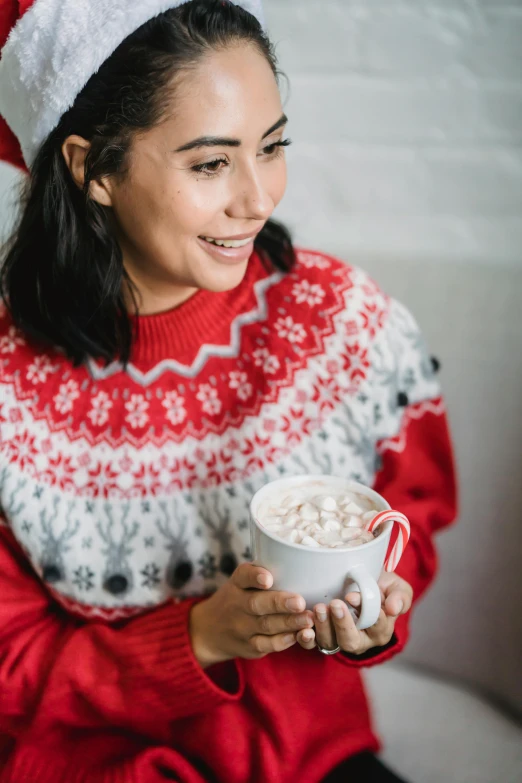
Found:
[257,487,381,549]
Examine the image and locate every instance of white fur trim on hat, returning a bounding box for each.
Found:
[0,0,265,167]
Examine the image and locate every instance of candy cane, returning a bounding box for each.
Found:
[365,510,411,572]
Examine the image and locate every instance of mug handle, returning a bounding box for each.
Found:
[344,564,381,630]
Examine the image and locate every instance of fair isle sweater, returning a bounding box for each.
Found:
[0,248,456,783]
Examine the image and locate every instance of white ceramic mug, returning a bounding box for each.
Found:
[250,475,395,630]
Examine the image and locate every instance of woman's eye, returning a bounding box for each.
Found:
[192,157,228,176]
[191,139,291,177]
[262,138,292,156]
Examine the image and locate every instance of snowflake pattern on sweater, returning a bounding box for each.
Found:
[0,249,441,620]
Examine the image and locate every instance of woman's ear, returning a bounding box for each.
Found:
[61,134,114,207]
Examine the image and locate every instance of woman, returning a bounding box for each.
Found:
[0,1,456,781]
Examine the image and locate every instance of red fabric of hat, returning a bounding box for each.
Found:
[0,1,32,172]
[0,0,264,174]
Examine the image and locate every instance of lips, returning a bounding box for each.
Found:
[199,236,253,248]
[198,227,262,242]
[197,235,255,265]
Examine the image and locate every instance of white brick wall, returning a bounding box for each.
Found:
[1,1,521,263]
[263,1,522,713]
[266,0,522,264]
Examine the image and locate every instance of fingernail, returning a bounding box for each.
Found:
[316,606,327,623]
[331,602,345,620]
[296,614,311,628]
[302,629,314,642]
[283,634,296,645]
[286,597,304,612]
[257,573,271,587]
[396,601,404,615]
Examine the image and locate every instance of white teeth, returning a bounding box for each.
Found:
[202,236,252,248]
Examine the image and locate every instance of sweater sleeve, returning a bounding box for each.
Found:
[0,521,243,740]
[337,297,458,667]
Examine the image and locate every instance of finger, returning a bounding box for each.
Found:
[296,628,316,650]
[233,565,308,615]
[232,562,273,590]
[345,591,361,608]
[384,594,404,617]
[384,587,412,617]
[364,609,395,648]
[313,604,336,651]
[249,632,297,657]
[244,588,307,617]
[329,599,362,653]
[345,587,386,610]
[254,611,314,637]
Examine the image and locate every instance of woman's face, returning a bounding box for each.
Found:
[104,43,288,312]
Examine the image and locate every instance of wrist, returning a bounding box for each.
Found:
[189,600,223,669]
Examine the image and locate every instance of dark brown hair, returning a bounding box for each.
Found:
[0,0,295,365]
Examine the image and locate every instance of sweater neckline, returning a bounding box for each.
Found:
[130,250,267,366]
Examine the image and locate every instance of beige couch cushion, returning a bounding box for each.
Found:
[365,663,522,783]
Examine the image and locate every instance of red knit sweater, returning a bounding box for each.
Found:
[0,248,456,782]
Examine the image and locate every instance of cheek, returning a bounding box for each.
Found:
[113,179,170,240]
[165,183,226,235]
[268,160,288,206]
[118,170,211,237]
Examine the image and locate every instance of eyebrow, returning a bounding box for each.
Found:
[174,113,288,153]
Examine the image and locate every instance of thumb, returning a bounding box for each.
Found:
[231,562,273,590]
[384,594,404,617]
[346,587,386,609]
[345,591,361,607]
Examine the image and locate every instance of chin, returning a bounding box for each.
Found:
[199,258,250,293]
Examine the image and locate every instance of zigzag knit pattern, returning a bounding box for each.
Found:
[0,248,442,620]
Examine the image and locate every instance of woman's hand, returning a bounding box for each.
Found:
[189,563,314,668]
[295,572,413,655]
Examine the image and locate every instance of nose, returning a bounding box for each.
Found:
[226,161,275,222]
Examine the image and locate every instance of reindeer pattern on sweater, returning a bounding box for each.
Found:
[0,249,442,619]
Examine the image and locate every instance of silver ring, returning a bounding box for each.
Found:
[317,644,341,655]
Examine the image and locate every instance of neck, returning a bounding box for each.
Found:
[123,271,198,316]
[126,249,267,368]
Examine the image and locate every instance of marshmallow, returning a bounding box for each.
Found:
[320,510,337,521]
[301,535,321,548]
[340,527,362,542]
[299,503,320,521]
[356,496,375,511]
[358,530,374,544]
[263,515,284,526]
[259,488,382,551]
[341,501,365,515]
[286,529,302,544]
[322,518,342,532]
[319,531,343,546]
[281,492,306,509]
[266,506,288,517]
[344,514,363,528]
[313,495,338,511]
[345,532,373,547]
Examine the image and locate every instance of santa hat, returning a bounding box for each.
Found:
[0,0,265,173]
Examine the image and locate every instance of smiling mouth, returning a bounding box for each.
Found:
[198,236,255,248]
